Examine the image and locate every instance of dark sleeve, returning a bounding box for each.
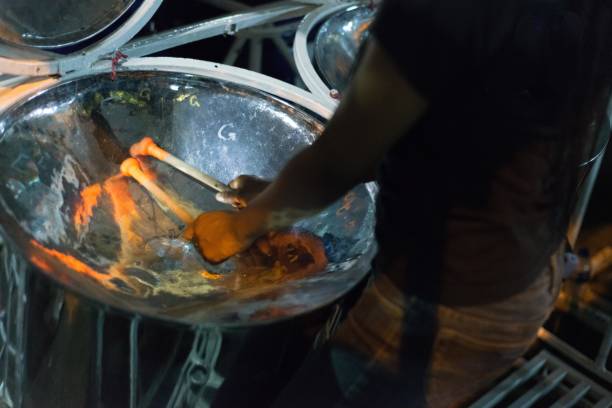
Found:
[371,0,483,99]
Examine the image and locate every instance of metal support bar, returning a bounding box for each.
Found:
[567,98,612,246]
[469,355,547,408]
[550,383,591,408]
[470,351,611,408]
[538,328,612,384]
[596,325,612,369]
[121,1,315,58]
[271,34,297,71]
[567,147,607,246]
[507,368,567,408]
[593,398,612,408]
[129,317,141,408]
[196,0,250,12]
[94,310,105,406]
[249,38,263,72]
[223,37,247,65]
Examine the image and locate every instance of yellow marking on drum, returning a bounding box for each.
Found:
[189,95,201,107]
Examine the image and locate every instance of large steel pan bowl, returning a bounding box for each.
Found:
[0,71,376,326]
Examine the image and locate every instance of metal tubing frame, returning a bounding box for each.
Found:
[0,243,27,408]
[538,327,612,384]
[0,0,163,77]
[470,350,612,408]
[0,1,315,78]
[293,1,361,104]
[567,96,612,246]
[0,57,335,118]
[121,1,316,59]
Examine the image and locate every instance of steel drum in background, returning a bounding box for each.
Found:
[313,5,374,93]
[0,0,137,50]
[0,67,376,407]
[294,3,376,101]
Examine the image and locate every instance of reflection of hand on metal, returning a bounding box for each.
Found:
[245,229,328,275]
[130,136,229,193]
[215,175,270,209]
[120,158,194,225]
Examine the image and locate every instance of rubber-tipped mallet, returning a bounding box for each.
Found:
[130,137,230,193]
[120,158,194,225]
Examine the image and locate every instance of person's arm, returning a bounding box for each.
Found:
[187,38,428,263]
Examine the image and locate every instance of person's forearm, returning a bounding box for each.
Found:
[239,144,348,233]
[235,39,427,238]
[238,94,378,235]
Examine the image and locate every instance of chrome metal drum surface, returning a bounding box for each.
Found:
[0,0,136,49]
[0,70,375,407]
[0,71,375,325]
[313,5,375,92]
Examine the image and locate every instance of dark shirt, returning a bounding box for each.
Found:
[370,0,601,305]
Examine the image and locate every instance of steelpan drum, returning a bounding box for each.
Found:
[0,0,137,50]
[0,71,376,407]
[313,5,374,92]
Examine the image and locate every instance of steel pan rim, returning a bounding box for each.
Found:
[0,0,163,77]
[313,4,373,93]
[0,57,335,118]
[0,225,374,330]
[0,59,376,328]
[293,1,368,103]
[0,0,140,50]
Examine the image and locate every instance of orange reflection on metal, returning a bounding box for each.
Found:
[103,174,144,248]
[30,254,52,273]
[31,240,106,280]
[74,183,103,232]
[200,270,223,280]
[120,158,193,224]
[354,21,371,42]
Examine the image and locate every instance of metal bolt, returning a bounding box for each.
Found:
[189,366,209,385]
[225,23,237,36]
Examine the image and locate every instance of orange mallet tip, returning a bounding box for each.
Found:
[129,136,156,157]
[120,158,141,176]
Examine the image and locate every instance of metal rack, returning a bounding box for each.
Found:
[471,351,611,408]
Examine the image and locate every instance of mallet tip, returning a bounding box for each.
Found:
[120,157,140,176]
[129,136,156,157]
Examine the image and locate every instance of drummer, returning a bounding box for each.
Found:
[188,0,612,405]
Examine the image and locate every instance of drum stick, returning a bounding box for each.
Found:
[120,158,194,225]
[130,137,229,193]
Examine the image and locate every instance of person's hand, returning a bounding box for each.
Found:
[183,211,259,264]
[216,175,270,208]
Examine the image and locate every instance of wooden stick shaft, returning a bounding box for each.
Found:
[131,137,229,193]
[122,159,194,224]
[163,154,229,193]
